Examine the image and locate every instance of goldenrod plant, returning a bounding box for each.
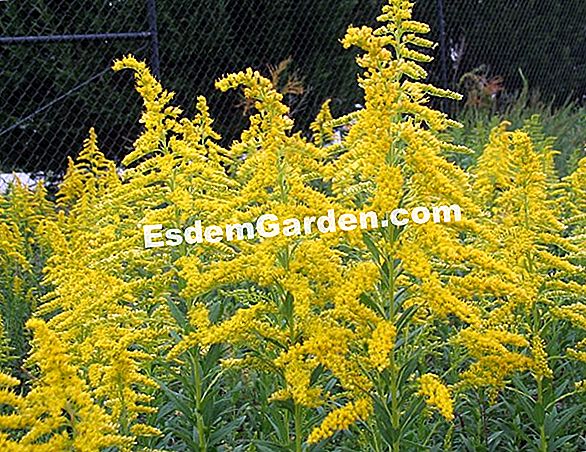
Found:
[0,0,583,451]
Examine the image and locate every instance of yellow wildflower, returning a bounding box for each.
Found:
[367,320,397,371]
[418,373,454,421]
[307,398,372,443]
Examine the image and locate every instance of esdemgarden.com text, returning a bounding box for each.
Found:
[142,204,462,248]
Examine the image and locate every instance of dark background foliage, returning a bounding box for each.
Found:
[1,0,585,175]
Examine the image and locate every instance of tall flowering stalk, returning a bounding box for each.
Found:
[315,0,502,448]
[464,123,585,450]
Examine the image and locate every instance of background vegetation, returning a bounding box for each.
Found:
[1,0,585,174]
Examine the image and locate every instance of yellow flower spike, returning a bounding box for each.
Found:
[57,127,119,208]
[307,398,372,443]
[310,99,335,146]
[530,336,553,379]
[418,373,454,421]
[0,318,133,450]
[367,320,397,371]
[113,55,181,166]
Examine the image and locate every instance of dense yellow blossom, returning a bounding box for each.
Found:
[310,99,335,146]
[530,336,553,379]
[418,373,454,421]
[0,319,130,450]
[307,398,372,443]
[367,320,397,371]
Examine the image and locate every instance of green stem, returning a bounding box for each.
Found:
[531,302,547,452]
[383,224,401,450]
[480,391,488,450]
[537,377,547,452]
[294,403,303,452]
[372,419,383,452]
[389,352,400,452]
[193,354,207,451]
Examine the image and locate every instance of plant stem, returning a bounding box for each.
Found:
[537,377,547,452]
[389,352,400,452]
[532,300,547,452]
[385,226,401,451]
[192,353,207,451]
[294,402,303,452]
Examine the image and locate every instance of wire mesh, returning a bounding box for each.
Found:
[1,0,585,181]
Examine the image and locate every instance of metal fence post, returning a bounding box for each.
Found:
[146,0,161,78]
[436,0,448,99]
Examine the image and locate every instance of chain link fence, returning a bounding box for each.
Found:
[1,0,585,184]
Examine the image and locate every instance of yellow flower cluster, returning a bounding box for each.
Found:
[0,319,131,450]
[307,398,372,443]
[367,320,397,371]
[310,99,335,146]
[531,336,553,379]
[456,328,534,389]
[418,373,454,421]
